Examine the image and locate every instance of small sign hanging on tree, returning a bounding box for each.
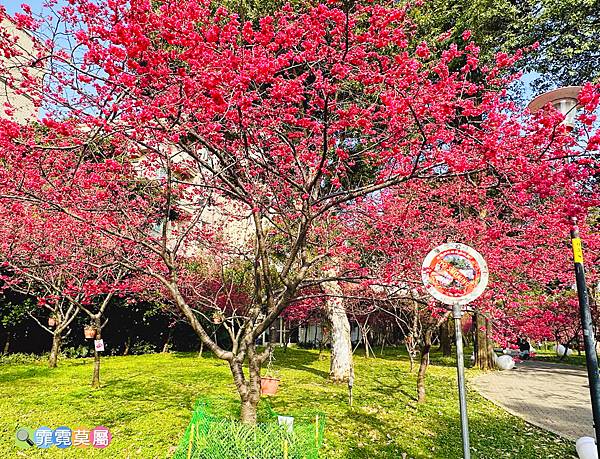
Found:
[94,339,105,352]
[421,243,489,306]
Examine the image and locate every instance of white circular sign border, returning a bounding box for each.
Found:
[421,243,489,306]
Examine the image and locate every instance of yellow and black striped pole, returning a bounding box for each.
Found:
[571,217,600,454]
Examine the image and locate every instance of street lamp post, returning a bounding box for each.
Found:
[571,218,600,456]
[528,87,600,457]
[528,86,582,130]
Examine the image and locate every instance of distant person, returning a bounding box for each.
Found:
[517,337,531,360]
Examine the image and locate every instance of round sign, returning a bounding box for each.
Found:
[421,243,488,306]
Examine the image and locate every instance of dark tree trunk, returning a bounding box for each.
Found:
[473,314,478,363]
[318,332,325,358]
[439,319,452,356]
[559,337,575,360]
[560,343,569,360]
[3,331,11,355]
[475,313,495,370]
[91,317,101,388]
[476,313,487,369]
[417,331,432,403]
[49,332,62,368]
[486,318,496,369]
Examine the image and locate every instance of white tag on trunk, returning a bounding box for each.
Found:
[94,339,105,352]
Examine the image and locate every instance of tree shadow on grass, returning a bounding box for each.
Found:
[0,365,53,383]
[371,347,479,371]
[371,373,418,402]
[172,351,221,360]
[355,348,407,362]
[343,404,576,459]
[171,348,330,377]
[280,362,329,379]
[269,348,329,379]
[272,347,321,363]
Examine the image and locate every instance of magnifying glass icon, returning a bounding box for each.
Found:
[16,428,34,446]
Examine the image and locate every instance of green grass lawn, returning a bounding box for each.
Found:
[533,346,587,366]
[0,348,576,458]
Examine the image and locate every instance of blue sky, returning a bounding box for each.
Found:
[1,0,61,15]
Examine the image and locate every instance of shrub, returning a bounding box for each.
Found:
[61,345,90,359]
[0,352,45,365]
[129,341,157,355]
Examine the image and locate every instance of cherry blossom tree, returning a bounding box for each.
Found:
[0,202,129,381]
[332,94,600,397]
[0,0,598,421]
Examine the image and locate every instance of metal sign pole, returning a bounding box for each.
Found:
[422,243,487,459]
[453,303,471,459]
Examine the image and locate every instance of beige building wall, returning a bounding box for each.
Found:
[0,18,38,123]
[133,146,255,259]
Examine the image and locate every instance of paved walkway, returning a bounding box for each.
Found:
[471,360,594,440]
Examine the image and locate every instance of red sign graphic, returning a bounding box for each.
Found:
[422,243,488,305]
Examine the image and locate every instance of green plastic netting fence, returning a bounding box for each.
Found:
[173,400,325,459]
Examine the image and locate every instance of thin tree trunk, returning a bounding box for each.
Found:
[439,320,452,356]
[123,336,131,356]
[475,313,489,370]
[283,324,289,353]
[91,317,101,388]
[3,331,11,355]
[417,331,432,403]
[162,327,173,353]
[559,337,575,360]
[486,318,496,369]
[318,330,325,358]
[322,271,353,383]
[49,331,62,368]
[560,342,569,360]
[473,314,479,364]
[362,325,372,359]
[406,336,415,373]
[462,315,472,345]
[407,297,420,373]
[198,340,204,357]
